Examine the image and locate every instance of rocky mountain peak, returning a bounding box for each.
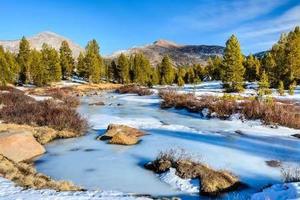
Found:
[153,39,180,48]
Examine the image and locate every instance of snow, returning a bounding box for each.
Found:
[0,177,151,200]
[251,182,300,200]
[158,168,199,193]
[27,94,52,101]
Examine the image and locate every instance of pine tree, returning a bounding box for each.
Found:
[261,52,276,86]
[206,56,223,80]
[184,67,196,83]
[158,56,174,85]
[41,43,62,82]
[222,35,245,92]
[0,47,12,86]
[117,53,130,83]
[59,41,74,79]
[258,71,271,96]
[85,40,103,83]
[277,81,285,96]
[131,53,151,85]
[177,76,185,87]
[76,52,87,78]
[244,54,260,82]
[17,36,31,83]
[288,81,296,95]
[30,49,48,86]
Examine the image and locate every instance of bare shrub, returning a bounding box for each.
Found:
[281,165,300,182]
[159,90,300,129]
[0,88,88,134]
[116,85,153,96]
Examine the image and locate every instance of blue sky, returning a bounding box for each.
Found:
[0,0,299,55]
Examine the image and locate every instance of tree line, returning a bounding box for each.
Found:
[0,26,299,95]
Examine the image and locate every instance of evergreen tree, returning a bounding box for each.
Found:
[177,76,185,87]
[222,35,245,92]
[76,52,87,78]
[288,81,296,95]
[206,56,223,80]
[85,40,103,83]
[59,41,74,79]
[261,52,276,86]
[41,43,61,82]
[117,53,130,83]
[0,47,13,85]
[258,70,271,96]
[158,56,174,85]
[17,36,31,83]
[184,67,196,83]
[244,54,260,82]
[131,53,151,85]
[277,81,285,96]
[30,49,48,86]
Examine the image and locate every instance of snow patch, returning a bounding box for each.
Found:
[251,182,300,200]
[159,168,199,193]
[0,177,151,200]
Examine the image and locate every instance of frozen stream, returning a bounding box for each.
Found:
[35,91,300,199]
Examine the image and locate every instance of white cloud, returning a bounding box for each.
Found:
[172,0,285,31]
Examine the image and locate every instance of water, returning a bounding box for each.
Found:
[35,92,300,199]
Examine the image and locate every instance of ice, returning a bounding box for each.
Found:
[159,168,199,193]
[0,177,151,200]
[251,182,300,200]
[29,81,300,199]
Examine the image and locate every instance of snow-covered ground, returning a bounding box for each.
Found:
[0,177,151,200]
[251,182,300,200]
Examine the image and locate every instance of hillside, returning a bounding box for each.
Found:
[0,31,84,57]
[106,39,225,66]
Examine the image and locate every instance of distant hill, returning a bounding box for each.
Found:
[0,31,84,57]
[105,39,225,66]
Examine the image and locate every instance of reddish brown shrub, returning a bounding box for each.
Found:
[159,90,300,129]
[116,85,153,96]
[0,88,88,134]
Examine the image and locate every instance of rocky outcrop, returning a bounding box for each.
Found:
[0,130,45,162]
[145,158,241,196]
[97,124,145,145]
[0,154,80,191]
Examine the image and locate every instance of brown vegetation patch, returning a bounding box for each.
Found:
[159,90,300,129]
[0,154,81,191]
[145,149,242,196]
[116,85,154,96]
[0,88,88,134]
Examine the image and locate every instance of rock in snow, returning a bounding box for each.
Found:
[251,182,300,200]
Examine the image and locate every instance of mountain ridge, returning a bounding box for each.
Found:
[0,31,84,57]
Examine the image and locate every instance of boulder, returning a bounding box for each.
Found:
[88,101,105,106]
[0,130,45,162]
[292,134,300,139]
[109,133,139,145]
[98,124,145,145]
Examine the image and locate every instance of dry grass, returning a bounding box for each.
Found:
[147,149,241,196]
[281,165,300,182]
[116,85,154,96]
[0,87,88,134]
[0,154,81,191]
[159,90,300,129]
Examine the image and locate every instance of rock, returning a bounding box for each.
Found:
[292,134,300,139]
[97,124,145,145]
[109,133,139,145]
[265,160,282,168]
[88,101,105,106]
[0,130,45,162]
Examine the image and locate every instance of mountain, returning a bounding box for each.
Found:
[106,39,225,66]
[0,31,84,57]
